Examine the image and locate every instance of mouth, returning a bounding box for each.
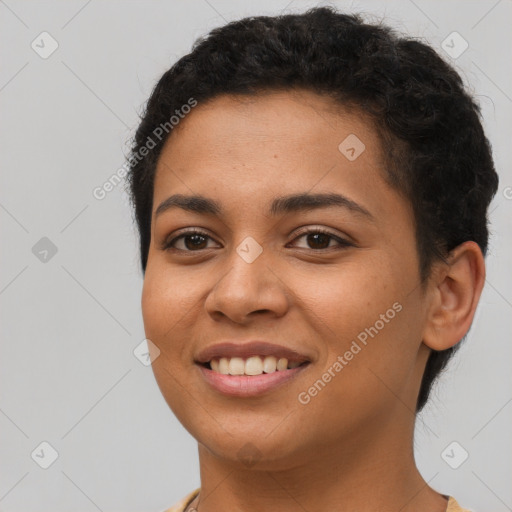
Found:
[194,341,312,397]
[199,355,309,376]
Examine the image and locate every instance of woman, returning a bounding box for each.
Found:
[127,7,498,511]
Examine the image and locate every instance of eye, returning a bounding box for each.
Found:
[162,227,353,253]
[162,229,220,252]
[288,228,353,251]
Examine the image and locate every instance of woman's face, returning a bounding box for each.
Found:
[142,90,433,468]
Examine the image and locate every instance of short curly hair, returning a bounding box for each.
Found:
[127,6,498,412]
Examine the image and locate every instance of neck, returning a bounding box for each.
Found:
[192,410,447,512]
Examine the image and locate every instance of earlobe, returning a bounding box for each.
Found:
[423,241,486,351]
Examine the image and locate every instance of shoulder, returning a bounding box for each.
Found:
[162,488,200,512]
[447,496,473,512]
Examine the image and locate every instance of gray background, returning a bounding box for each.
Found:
[0,0,510,511]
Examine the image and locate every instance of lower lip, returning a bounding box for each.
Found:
[197,364,310,397]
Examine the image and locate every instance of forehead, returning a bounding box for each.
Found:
[159,90,377,156]
[153,89,395,221]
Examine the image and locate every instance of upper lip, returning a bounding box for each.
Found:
[195,341,311,364]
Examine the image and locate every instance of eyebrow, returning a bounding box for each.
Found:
[154,192,374,220]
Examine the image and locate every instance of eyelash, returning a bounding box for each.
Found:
[161,227,353,253]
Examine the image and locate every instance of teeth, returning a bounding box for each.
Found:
[245,356,263,375]
[218,357,229,375]
[228,357,245,375]
[208,356,304,376]
[276,357,288,371]
[262,355,277,373]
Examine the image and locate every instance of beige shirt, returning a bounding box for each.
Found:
[163,488,473,512]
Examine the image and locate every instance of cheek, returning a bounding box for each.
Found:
[141,269,197,422]
[142,266,192,334]
[141,269,184,371]
[141,272,166,339]
[291,257,403,334]
[292,254,423,379]
[141,265,209,371]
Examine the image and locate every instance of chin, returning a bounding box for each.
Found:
[197,432,309,471]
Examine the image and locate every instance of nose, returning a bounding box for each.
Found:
[204,242,289,324]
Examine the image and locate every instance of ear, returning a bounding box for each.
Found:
[423,241,486,351]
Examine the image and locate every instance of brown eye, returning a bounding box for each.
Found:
[304,232,332,249]
[163,230,219,252]
[182,234,209,250]
[289,228,352,251]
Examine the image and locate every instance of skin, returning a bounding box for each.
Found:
[141,89,485,512]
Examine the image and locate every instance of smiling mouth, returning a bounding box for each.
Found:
[199,356,310,376]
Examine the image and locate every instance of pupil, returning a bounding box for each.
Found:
[308,233,329,249]
[186,234,207,250]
